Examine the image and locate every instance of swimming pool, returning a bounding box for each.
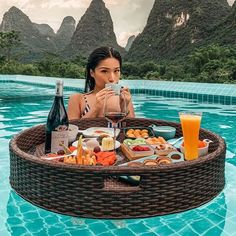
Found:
[1,81,236,236]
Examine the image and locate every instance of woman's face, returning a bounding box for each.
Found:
[90,57,121,89]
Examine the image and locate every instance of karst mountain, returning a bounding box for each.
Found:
[0,6,76,60]
[126,0,231,62]
[1,0,236,62]
[64,0,124,58]
[55,16,76,50]
[0,6,56,60]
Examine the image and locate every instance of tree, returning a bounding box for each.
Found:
[0,31,21,61]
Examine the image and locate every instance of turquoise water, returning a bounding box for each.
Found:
[1,82,236,236]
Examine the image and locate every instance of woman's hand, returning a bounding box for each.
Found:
[94,87,115,112]
[121,86,132,106]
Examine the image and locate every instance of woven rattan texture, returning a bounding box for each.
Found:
[9,118,226,219]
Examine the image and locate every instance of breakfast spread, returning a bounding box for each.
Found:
[42,125,211,167]
[42,135,116,166]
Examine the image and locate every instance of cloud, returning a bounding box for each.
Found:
[228,0,235,5]
[107,0,155,46]
[3,0,31,10]
[104,0,119,6]
[118,31,140,47]
[40,0,90,9]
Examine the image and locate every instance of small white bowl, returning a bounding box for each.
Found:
[180,139,212,157]
[68,124,79,143]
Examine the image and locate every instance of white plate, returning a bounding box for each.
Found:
[72,138,121,151]
[78,127,120,138]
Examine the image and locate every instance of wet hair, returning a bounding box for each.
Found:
[84,46,122,93]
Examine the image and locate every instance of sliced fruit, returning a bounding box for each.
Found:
[132,145,150,151]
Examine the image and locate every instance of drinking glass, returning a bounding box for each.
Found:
[179,111,202,160]
[104,85,127,159]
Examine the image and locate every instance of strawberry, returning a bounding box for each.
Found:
[132,145,150,151]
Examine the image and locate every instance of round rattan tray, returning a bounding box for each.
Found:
[9,118,226,219]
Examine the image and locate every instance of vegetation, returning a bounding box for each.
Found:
[0,32,85,78]
[0,30,20,61]
[126,0,231,62]
[123,44,236,83]
[1,31,236,83]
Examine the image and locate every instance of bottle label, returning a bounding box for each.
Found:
[51,126,68,153]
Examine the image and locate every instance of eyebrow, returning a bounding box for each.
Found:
[97,66,120,70]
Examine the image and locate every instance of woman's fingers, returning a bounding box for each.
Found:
[121,86,129,92]
[121,87,131,97]
[98,88,114,96]
[121,87,132,105]
[96,89,115,104]
[98,90,114,100]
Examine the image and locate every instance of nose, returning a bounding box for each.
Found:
[108,72,116,83]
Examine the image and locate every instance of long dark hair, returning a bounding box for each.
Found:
[84,46,122,93]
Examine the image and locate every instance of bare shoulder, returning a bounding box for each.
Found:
[69,93,83,99]
[68,93,85,108]
[69,93,83,102]
[68,93,84,120]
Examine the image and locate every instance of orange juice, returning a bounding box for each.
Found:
[179,113,202,160]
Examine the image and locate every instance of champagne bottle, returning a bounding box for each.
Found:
[45,80,69,154]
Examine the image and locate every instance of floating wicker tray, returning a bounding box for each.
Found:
[9,118,226,219]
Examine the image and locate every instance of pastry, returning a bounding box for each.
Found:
[156,156,172,165]
[127,161,142,167]
[143,159,158,166]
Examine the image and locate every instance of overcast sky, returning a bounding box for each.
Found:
[0,0,235,47]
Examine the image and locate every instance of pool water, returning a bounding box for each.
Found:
[1,82,236,236]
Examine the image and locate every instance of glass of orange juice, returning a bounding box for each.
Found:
[179,111,202,161]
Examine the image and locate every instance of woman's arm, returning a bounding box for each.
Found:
[127,100,135,118]
[67,93,82,120]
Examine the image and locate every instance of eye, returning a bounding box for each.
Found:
[115,69,120,73]
[101,70,108,74]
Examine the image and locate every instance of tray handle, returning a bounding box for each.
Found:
[102,175,142,192]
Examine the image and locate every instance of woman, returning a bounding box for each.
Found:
[67,46,135,120]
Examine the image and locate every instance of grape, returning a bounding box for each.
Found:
[57,150,65,155]
[94,146,101,153]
